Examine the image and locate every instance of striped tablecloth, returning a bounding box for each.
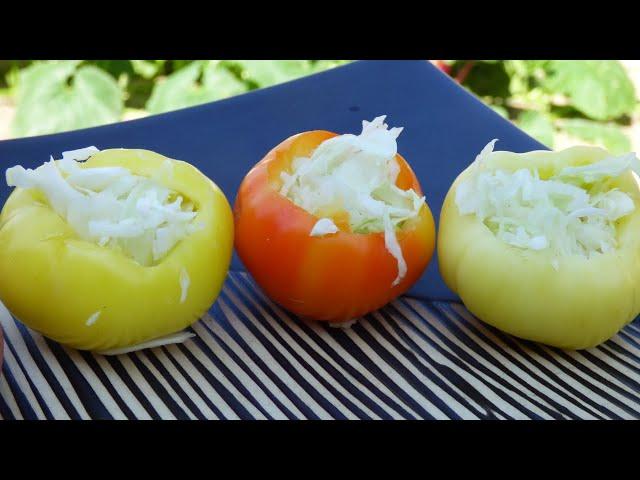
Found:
[1,271,639,420]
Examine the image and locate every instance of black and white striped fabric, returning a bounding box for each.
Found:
[2,271,640,419]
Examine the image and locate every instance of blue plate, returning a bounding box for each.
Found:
[0,60,544,301]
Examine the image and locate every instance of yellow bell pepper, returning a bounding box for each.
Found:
[438,144,640,349]
[0,149,234,352]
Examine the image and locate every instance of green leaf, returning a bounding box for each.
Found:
[516,110,555,147]
[504,60,549,76]
[74,66,123,117]
[202,64,248,98]
[504,60,550,97]
[559,118,631,154]
[146,61,248,114]
[233,60,313,87]
[310,60,350,73]
[11,61,124,137]
[543,61,636,121]
[131,60,166,79]
[489,104,509,119]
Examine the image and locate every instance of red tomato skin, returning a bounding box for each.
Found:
[234,130,436,322]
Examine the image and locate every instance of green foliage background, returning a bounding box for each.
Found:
[446,60,638,153]
[0,60,349,138]
[0,60,637,154]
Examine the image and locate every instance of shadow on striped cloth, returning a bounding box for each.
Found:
[1,271,640,419]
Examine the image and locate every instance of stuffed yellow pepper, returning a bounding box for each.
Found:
[438,141,640,349]
[0,147,233,354]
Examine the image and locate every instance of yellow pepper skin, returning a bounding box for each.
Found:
[438,146,640,350]
[0,149,234,351]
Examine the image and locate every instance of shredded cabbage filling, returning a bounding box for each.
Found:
[280,116,425,285]
[456,141,640,260]
[97,330,196,355]
[5,147,200,266]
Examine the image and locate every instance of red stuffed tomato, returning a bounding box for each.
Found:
[234,116,435,323]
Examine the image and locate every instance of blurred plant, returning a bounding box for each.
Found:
[0,60,350,137]
[435,60,638,153]
[146,60,248,114]
[1,59,637,150]
[9,61,124,137]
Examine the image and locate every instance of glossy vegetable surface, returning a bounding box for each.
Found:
[0,149,234,352]
[234,130,436,322]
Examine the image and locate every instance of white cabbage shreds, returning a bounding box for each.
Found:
[5,149,200,266]
[310,218,339,236]
[455,140,640,261]
[280,116,425,286]
[97,331,196,355]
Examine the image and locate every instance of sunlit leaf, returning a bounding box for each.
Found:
[310,60,350,73]
[146,61,247,114]
[233,60,313,87]
[516,110,555,147]
[489,104,509,119]
[543,61,636,121]
[504,60,550,96]
[131,60,166,79]
[11,61,123,137]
